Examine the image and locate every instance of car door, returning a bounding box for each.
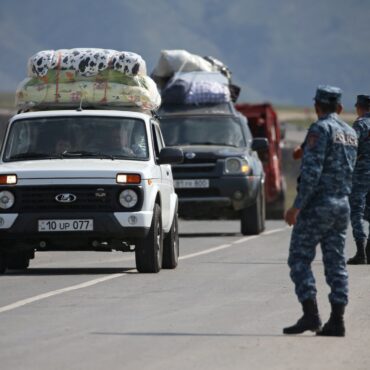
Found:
[151,121,172,227]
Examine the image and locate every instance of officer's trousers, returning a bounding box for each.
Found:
[350,175,370,242]
[288,196,349,305]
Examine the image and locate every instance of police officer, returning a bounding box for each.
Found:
[347,95,370,264]
[283,86,357,337]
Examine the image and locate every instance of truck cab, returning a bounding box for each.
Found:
[235,103,286,219]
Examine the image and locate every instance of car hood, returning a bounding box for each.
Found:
[0,159,156,179]
[174,145,247,160]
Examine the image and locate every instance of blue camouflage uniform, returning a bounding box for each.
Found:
[288,86,358,306]
[364,192,370,222]
[349,109,370,243]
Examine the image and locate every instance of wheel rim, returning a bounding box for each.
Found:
[155,217,163,265]
[173,217,179,260]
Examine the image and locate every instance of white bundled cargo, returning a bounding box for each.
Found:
[152,50,240,103]
[152,49,216,78]
[16,48,161,110]
[28,49,147,77]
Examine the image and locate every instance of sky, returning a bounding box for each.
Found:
[0,0,369,107]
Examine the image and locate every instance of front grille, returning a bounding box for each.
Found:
[172,163,216,174]
[9,185,142,213]
[176,188,220,198]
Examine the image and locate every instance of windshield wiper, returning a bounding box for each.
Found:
[61,151,115,160]
[8,152,63,161]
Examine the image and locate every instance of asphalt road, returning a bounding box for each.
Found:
[0,220,369,370]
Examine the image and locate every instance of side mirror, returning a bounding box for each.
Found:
[280,122,286,140]
[252,138,269,151]
[158,147,184,165]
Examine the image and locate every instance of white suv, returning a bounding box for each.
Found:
[0,109,183,273]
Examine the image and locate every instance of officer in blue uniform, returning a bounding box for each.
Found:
[347,95,370,264]
[283,86,358,337]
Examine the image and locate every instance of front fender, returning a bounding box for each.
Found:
[164,192,178,233]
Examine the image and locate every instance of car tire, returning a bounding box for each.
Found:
[135,203,163,273]
[0,253,6,274]
[266,178,286,219]
[163,211,179,269]
[6,252,30,270]
[241,184,265,235]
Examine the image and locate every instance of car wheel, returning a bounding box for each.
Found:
[135,203,163,273]
[163,211,179,269]
[0,253,6,274]
[266,178,286,219]
[6,252,30,270]
[241,184,265,235]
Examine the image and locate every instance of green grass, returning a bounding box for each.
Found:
[0,92,15,110]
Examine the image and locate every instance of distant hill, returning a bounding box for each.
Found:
[1,0,369,107]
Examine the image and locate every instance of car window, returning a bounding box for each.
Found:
[151,123,163,158]
[3,116,149,161]
[160,116,246,147]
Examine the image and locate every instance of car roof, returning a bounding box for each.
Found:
[158,103,237,117]
[11,109,154,123]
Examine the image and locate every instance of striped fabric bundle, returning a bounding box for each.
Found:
[16,48,161,110]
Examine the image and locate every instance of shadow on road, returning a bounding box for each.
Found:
[4,267,135,276]
[179,232,239,238]
[201,261,288,265]
[91,331,314,338]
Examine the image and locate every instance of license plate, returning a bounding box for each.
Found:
[174,179,210,189]
[38,219,94,232]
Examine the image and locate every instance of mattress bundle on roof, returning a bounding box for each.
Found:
[16,48,161,110]
[152,50,239,105]
[161,71,231,105]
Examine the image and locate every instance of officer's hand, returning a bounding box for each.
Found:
[285,207,300,226]
[292,146,303,160]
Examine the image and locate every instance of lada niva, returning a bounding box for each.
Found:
[0,108,183,273]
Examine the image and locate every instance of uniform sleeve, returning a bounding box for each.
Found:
[353,120,368,141]
[293,123,328,209]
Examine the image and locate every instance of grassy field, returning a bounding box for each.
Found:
[0,92,15,110]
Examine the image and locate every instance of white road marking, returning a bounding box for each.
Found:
[0,273,131,314]
[232,235,260,244]
[179,244,232,260]
[0,227,288,314]
[262,226,289,235]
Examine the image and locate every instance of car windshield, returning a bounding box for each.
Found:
[160,116,246,147]
[3,116,149,162]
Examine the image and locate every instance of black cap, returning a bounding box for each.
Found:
[355,94,370,107]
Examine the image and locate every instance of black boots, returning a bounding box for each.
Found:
[317,304,345,337]
[283,299,322,334]
[347,240,367,265]
[366,240,370,265]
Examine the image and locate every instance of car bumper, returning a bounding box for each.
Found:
[0,211,152,251]
[176,176,261,218]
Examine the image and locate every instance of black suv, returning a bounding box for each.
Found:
[159,103,268,235]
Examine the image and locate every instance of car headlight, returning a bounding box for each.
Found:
[0,191,15,209]
[224,157,250,174]
[119,189,138,208]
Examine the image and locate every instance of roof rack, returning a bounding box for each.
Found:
[16,102,155,115]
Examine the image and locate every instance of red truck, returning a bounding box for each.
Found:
[235,103,286,219]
